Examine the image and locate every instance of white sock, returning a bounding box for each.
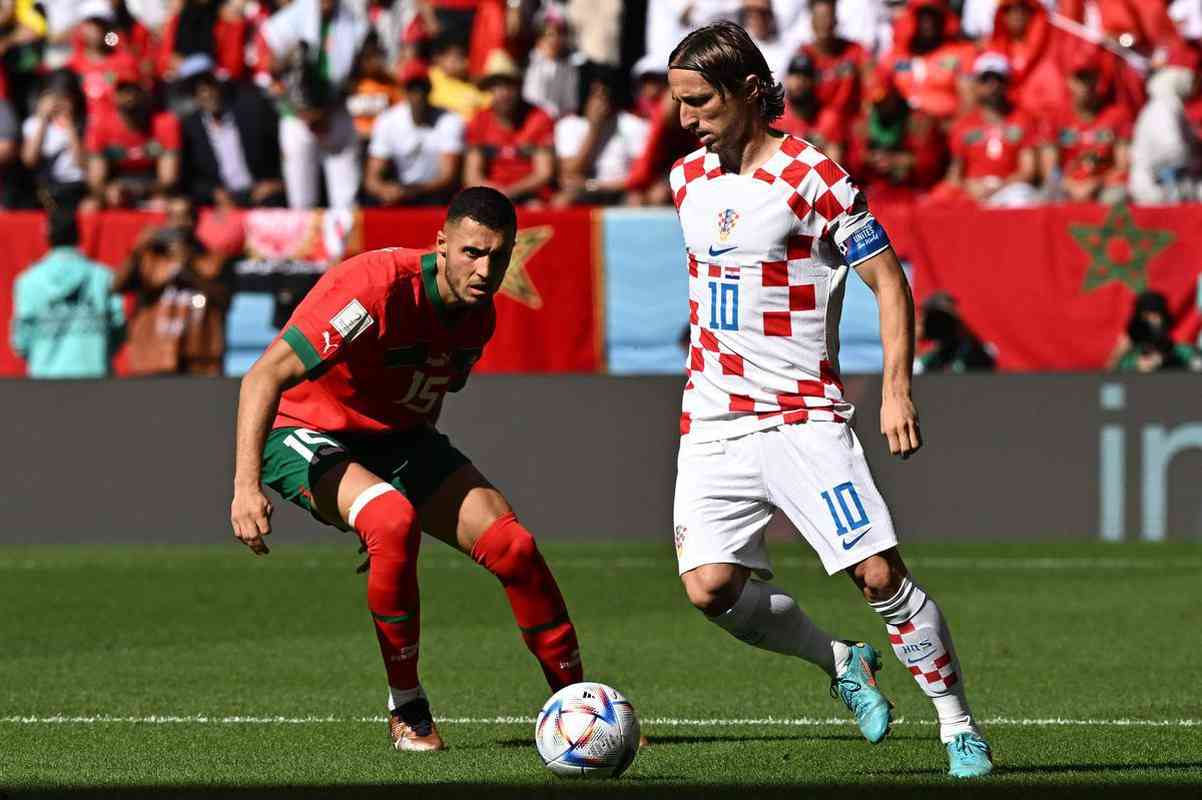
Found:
[711,579,845,678]
[871,576,978,743]
[387,683,426,712]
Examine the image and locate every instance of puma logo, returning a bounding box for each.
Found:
[322,331,334,354]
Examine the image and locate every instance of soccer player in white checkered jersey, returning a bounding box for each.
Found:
[665,22,992,778]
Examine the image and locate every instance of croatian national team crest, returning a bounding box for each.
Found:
[717,209,740,242]
[674,525,688,556]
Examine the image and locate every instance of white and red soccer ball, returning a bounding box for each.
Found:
[534,682,640,779]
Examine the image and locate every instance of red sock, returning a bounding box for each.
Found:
[471,513,583,690]
[350,484,422,692]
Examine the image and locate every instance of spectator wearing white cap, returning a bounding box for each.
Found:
[942,52,1043,207]
[631,53,669,122]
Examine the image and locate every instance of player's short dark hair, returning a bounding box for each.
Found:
[668,21,786,123]
[446,187,517,237]
[47,206,79,248]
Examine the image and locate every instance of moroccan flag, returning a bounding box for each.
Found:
[360,207,603,373]
[908,203,1202,371]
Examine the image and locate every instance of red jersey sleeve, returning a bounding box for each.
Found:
[84,118,103,154]
[1017,112,1043,149]
[947,117,967,159]
[154,113,182,151]
[465,110,487,147]
[280,261,388,374]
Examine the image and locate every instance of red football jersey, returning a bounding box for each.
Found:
[1049,104,1131,182]
[68,48,142,115]
[802,39,868,116]
[775,105,846,154]
[465,105,554,187]
[86,109,181,175]
[949,108,1040,180]
[274,247,495,434]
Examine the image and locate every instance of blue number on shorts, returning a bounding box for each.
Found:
[820,482,870,536]
[707,282,740,331]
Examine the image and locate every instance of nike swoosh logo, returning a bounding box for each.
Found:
[841,528,871,550]
[708,245,737,257]
[906,653,931,665]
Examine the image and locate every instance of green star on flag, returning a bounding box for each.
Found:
[1069,202,1174,293]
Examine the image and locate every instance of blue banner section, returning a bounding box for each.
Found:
[603,209,690,374]
[602,208,885,374]
[838,269,884,374]
[225,292,276,376]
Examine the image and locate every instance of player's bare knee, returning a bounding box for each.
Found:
[682,573,741,617]
[853,554,906,602]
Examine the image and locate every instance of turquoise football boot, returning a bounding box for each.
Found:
[830,642,893,744]
[947,732,993,778]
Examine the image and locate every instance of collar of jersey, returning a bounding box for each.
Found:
[420,252,454,326]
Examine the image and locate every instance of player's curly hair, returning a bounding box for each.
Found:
[446,186,517,236]
[668,21,786,123]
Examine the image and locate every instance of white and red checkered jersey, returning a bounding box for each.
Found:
[670,134,892,442]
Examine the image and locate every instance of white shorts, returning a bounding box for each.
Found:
[673,423,898,577]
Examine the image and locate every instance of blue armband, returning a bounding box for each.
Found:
[840,218,892,267]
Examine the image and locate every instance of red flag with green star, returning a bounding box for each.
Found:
[906,202,1201,370]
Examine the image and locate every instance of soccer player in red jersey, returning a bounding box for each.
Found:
[229,187,583,752]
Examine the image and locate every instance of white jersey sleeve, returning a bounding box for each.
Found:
[670,134,893,442]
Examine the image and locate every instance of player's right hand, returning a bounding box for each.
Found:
[230,486,273,555]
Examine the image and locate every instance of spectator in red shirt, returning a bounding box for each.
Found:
[464,50,555,206]
[159,0,248,83]
[1059,0,1181,57]
[68,9,143,118]
[775,53,847,162]
[631,54,669,122]
[846,75,949,201]
[877,0,976,121]
[1041,53,1132,203]
[941,52,1042,206]
[986,0,1144,119]
[802,0,871,118]
[86,81,181,209]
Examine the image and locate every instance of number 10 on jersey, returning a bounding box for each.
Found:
[707,281,740,331]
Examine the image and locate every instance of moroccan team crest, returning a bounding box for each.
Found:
[717,209,740,242]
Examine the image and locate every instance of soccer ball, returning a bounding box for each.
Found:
[534,681,641,779]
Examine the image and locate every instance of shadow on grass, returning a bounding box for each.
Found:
[1004,761,1202,776]
[874,760,1202,778]
[6,781,1201,800]
[491,733,877,749]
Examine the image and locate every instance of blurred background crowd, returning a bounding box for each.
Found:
[6,0,1202,381]
[0,0,1198,214]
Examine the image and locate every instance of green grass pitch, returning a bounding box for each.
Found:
[1,539,1200,799]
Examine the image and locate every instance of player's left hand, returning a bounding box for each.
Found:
[880,394,922,460]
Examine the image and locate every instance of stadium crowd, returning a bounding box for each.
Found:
[8,0,1202,380]
[0,0,1199,213]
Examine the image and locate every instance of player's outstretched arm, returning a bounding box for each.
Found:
[855,249,922,459]
[230,340,307,555]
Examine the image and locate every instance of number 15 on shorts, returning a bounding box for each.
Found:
[820,482,870,539]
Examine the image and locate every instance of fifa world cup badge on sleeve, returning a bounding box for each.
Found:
[330,299,375,342]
